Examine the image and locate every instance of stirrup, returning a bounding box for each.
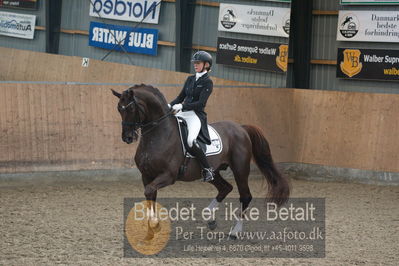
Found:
[202,168,215,182]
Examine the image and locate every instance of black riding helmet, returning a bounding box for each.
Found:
[191,51,212,70]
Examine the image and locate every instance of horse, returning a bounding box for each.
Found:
[112,84,290,240]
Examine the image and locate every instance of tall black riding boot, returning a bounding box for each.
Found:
[189,140,215,182]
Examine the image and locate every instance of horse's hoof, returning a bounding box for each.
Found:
[228,234,237,240]
[207,220,217,230]
[149,221,161,233]
[152,224,161,233]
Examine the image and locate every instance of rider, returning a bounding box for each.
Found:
[169,51,215,182]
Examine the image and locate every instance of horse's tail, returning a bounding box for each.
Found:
[242,125,290,206]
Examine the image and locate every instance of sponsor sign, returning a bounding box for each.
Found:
[216,37,289,73]
[0,0,38,10]
[89,21,158,56]
[0,11,35,39]
[89,0,161,24]
[337,48,399,81]
[218,3,291,38]
[341,0,399,5]
[337,10,399,42]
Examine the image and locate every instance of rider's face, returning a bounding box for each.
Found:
[193,61,205,73]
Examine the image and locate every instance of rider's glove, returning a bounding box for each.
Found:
[167,104,171,109]
[172,104,183,112]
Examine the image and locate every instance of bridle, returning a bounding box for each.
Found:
[120,96,173,137]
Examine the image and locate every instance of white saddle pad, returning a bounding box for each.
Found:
[176,117,223,157]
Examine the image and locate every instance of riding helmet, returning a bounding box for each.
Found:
[191,51,213,68]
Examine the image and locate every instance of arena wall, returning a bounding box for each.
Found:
[0,48,398,178]
[0,47,255,86]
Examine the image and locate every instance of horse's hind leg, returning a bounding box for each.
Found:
[206,170,233,230]
[228,149,252,239]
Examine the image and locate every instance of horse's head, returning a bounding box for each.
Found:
[112,88,144,144]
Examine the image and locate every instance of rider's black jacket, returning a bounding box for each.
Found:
[170,73,213,144]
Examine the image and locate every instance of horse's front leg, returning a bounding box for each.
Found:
[144,172,175,200]
[142,173,175,241]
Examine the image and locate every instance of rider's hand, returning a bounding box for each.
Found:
[172,104,183,113]
[167,104,171,109]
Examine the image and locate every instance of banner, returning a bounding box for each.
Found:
[216,37,288,73]
[0,11,36,39]
[337,48,399,81]
[124,198,325,258]
[89,21,158,56]
[89,0,161,24]
[218,3,291,38]
[341,0,399,5]
[0,0,38,10]
[337,10,399,42]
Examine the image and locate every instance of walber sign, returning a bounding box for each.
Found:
[89,0,161,24]
[337,10,399,42]
[216,37,288,73]
[337,48,399,81]
[218,3,291,38]
[89,21,158,56]
[0,11,36,39]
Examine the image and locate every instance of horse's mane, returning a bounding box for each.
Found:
[128,84,167,105]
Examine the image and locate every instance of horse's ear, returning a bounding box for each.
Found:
[111,89,121,98]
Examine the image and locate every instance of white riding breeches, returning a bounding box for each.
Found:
[175,110,201,148]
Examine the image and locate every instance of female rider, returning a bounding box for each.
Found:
[169,51,215,182]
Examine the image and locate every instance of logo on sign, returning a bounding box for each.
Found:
[220,7,237,29]
[283,19,290,35]
[0,19,32,31]
[340,49,363,77]
[339,14,359,39]
[276,44,288,72]
[89,0,160,24]
[89,21,158,56]
[282,12,290,35]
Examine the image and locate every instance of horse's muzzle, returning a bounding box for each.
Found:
[123,136,133,144]
[122,131,138,144]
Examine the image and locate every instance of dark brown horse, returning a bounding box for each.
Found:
[112,84,290,238]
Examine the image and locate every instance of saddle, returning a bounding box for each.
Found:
[175,117,223,178]
[175,117,223,158]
